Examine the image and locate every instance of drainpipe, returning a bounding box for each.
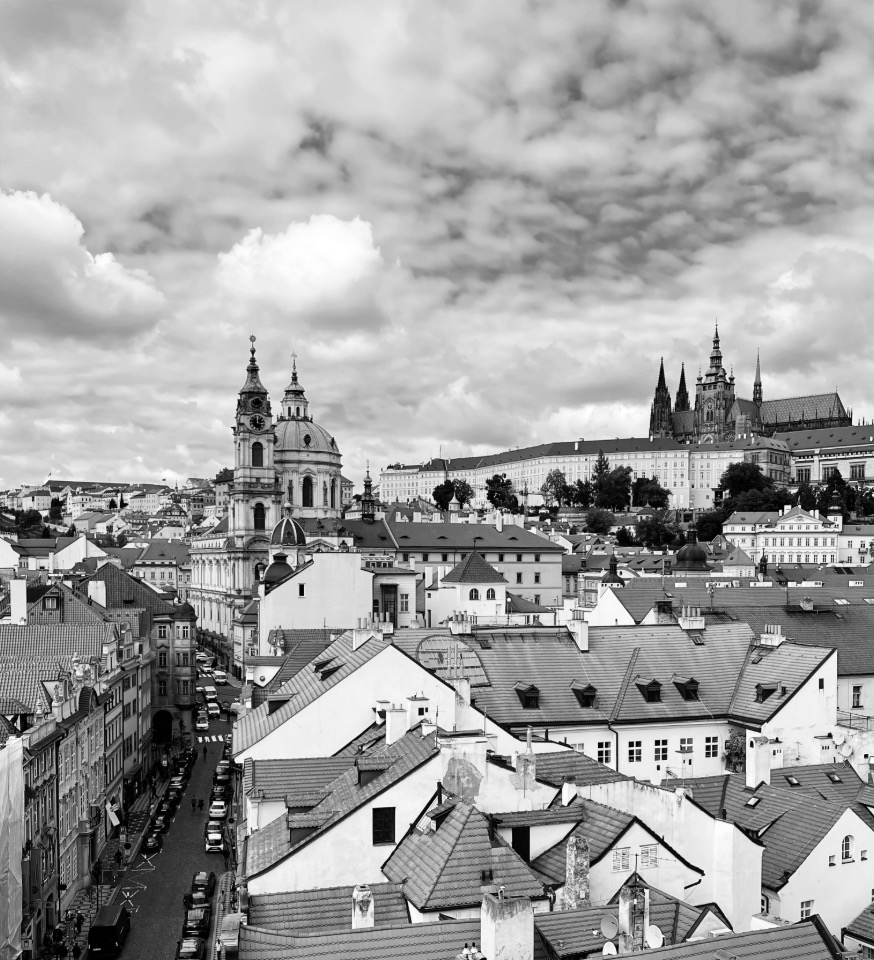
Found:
[608,723,620,774]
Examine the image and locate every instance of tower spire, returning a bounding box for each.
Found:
[675,363,689,412]
[709,321,723,371]
[657,357,667,390]
[649,357,673,439]
[753,349,763,407]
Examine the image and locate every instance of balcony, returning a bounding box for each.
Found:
[837,709,874,732]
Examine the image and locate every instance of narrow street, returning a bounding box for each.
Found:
[120,715,233,960]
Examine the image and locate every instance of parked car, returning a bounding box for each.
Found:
[150,813,170,834]
[214,760,231,777]
[208,800,227,820]
[182,890,211,911]
[182,907,211,937]
[221,738,232,761]
[142,831,163,854]
[203,685,218,702]
[191,872,216,897]
[156,798,176,818]
[88,906,131,959]
[204,822,224,854]
[212,670,228,685]
[176,938,206,960]
[167,785,184,804]
[199,666,214,678]
[176,752,196,773]
[207,701,221,719]
[195,715,209,732]
[209,786,229,804]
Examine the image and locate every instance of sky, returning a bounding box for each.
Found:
[3,0,874,490]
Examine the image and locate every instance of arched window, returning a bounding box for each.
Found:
[253,503,266,530]
[843,835,854,861]
[486,588,496,600]
[252,441,264,467]
[296,406,300,417]
[330,479,336,508]
[323,482,328,506]
[287,481,294,505]
[302,476,313,508]
[469,588,480,601]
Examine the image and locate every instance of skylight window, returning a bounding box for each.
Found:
[827,772,843,784]
[784,774,800,787]
[835,598,849,606]
[745,796,761,807]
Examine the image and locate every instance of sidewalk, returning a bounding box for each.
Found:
[64,782,167,956]
[209,871,236,960]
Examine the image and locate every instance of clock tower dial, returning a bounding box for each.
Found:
[249,415,265,430]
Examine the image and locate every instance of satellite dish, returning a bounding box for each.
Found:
[645,925,665,949]
[833,730,845,746]
[601,944,618,957]
[840,742,853,758]
[600,916,619,939]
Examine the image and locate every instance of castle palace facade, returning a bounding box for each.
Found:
[649,326,852,444]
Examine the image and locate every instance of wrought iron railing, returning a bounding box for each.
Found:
[837,709,874,731]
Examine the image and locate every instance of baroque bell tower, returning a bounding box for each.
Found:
[229,335,282,540]
[693,324,736,442]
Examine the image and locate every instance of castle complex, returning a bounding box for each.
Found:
[649,326,851,443]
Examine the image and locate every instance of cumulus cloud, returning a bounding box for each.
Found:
[4,2,874,485]
[0,191,165,340]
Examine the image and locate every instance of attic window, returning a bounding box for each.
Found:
[745,796,761,808]
[572,682,597,708]
[313,657,335,672]
[827,772,843,784]
[636,679,661,704]
[319,664,343,681]
[514,683,540,709]
[43,596,58,610]
[784,774,800,787]
[674,677,700,701]
[755,683,777,703]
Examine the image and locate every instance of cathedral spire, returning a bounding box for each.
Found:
[709,321,723,372]
[657,357,667,390]
[675,363,690,412]
[649,357,673,439]
[753,350,763,406]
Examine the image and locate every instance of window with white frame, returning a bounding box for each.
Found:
[705,736,718,758]
[628,741,641,763]
[612,847,630,872]
[854,686,863,708]
[843,835,854,861]
[640,844,658,869]
[597,741,611,765]
[653,739,668,762]
[400,593,409,612]
[800,900,814,919]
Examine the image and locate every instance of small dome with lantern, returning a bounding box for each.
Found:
[271,510,307,548]
[262,551,294,586]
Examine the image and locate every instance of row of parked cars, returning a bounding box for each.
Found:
[142,749,197,853]
[176,871,217,960]
[206,754,234,851]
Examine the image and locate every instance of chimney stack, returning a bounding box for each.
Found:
[87,580,107,608]
[746,735,771,789]
[568,613,588,652]
[385,705,410,745]
[10,579,27,625]
[480,893,533,960]
[351,884,374,929]
[564,834,590,910]
[561,777,577,807]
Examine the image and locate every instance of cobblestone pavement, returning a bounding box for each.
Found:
[116,718,232,960]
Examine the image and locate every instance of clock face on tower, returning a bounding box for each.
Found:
[249,415,265,430]
[705,398,714,411]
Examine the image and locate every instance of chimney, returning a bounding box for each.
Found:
[10,579,27,625]
[617,884,634,954]
[407,693,430,729]
[450,613,473,635]
[374,699,390,725]
[561,777,577,807]
[799,597,814,612]
[385,705,410,745]
[480,893,534,960]
[87,581,107,608]
[568,613,588,652]
[564,834,590,909]
[351,884,374,930]
[746,735,771,789]
[352,621,373,650]
[677,605,705,631]
[496,513,503,533]
[759,624,785,647]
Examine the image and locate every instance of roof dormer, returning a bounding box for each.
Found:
[636,678,661,703]
[514,683,540,709]
[571,681,597,708]
[673,676,699,702]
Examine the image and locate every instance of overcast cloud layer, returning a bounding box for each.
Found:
[3,0,874,488]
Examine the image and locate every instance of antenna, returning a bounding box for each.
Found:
[600,916,619,939]
[601,944,617,957]
[645,926,665,949]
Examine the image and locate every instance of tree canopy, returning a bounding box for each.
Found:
[584,507,614,534]
[485,474,519,512]
[432,478,474,510]
[632,476,671,510]
[540,469,567,506]
[718,462,774,499]
[596,466,633,512]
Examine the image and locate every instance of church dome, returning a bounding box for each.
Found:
[271,514,307,547]
[675,541,708,569]
[274,417,340,458]
[263,551,293,585]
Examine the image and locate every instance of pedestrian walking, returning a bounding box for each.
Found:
[72,944,81,960]
[75,911,85,934]
[191,796,197,813]
[198,798,204,813]
[113,849,122,870]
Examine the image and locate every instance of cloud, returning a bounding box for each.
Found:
[0,191,165,340]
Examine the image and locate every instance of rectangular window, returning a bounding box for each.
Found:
[498,554,504,562]
[533,595,541,605]
[654,740,668,762]
[400,593,409,613]
[298,584,306,597]
[158,625,168,639]
[158,680,167,697]
[628,741,641,763]
[597,741,611,765]
[705,736,718,758]
[612,847,630,872]
[182,680,190,695]
[372,807,395,845]
[517,554,523,562]
[516,573,523,584]
[158,651,167,667]
[534,572,541,584]
[182,652,189,666]
[182,625,190,638]
[534,554,540,562]
[800,900,813,920]
[852,464,866,480]
[422,553,428,562]
[680,736,693,754]
[640,844,658,870]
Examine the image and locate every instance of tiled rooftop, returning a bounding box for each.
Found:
[247,883,409,933]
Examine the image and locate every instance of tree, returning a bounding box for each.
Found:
[695,510,724,543]
[718,462,774,499]
[615,526,639,546]
[584,508,614,534]
[485,474,515,511]
[637,515,674,548]
[66,524,77,537]
[540,469,567,506]
[598,467,633,512]
[571,479,593,509]
[108,498,118,510]
[592,450,611,505]
[49,498,63,522]
[119,493,126,509]
[432,480,454,510]
[452,478,474,507]
[816,468,852,520]
[632,476,671,510]
[793,481,818,512]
